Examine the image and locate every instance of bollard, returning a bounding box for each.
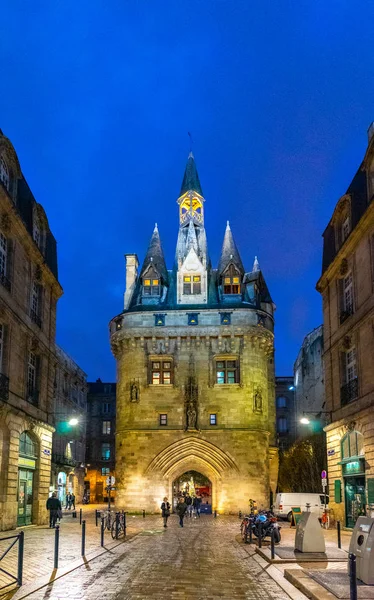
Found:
[249,524,253,544]
[337,520,341,549]
[143,509,145,518]
[239,510,242,519]
[81,520,86,556]
[72,510,77,518]
[95,509,99,527]
[101,517,104,547]
[17,530,24,586]
[115,512,120,540]
[271,528,275,560]
[54,525,59,569]
[214,510,217,518]
[79,508,82,525]
[258,523,262,548]
[122,510,127,535]
[349,553,358,600]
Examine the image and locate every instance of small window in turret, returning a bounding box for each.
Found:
[143,278,160,296]
[222,265,241,294]
[183,275,201,295]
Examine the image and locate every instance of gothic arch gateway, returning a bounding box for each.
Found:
[112,152,278,513]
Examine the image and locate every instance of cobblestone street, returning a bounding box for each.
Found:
[22,515,291,600]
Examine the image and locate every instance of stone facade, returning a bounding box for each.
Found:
[294,325,326,438]
[317,124,374,528]
[86,380,116,503]
[51,346,87,505]
[275,376,296,451]
[0,130,63,530]
[110,153,278,514]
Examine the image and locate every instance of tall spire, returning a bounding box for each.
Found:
[252,256,260,272]
[218,221,244,275]
[186,218,198,253]
[139,223,168,282]
[180,152,203,196]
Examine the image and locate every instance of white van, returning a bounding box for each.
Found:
[274,493,329,521]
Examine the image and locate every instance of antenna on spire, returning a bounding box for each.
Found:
[188,131,193,155]
[252,256,260,272]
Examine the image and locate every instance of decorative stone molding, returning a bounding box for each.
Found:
[35,265,42,282]
[253,386,263,413]
[1,213,11,233]
[339,258,349,277]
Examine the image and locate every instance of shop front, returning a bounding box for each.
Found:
[339,430,366,529]
[17,431,38,527]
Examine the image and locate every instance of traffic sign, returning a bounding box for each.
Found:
[106,476,115,486]
[321,470,327,479]
[322,479,327,488]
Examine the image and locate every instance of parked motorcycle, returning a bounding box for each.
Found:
[252,511,281,543]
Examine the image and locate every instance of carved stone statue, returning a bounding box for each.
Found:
[253,387,263,413]
[130,381,139,402]
[187,401,197,429]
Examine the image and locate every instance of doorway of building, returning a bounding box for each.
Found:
[57,472,67,506]
[173,471,212,513]
[17,431,38,526]
[345,477,366,528]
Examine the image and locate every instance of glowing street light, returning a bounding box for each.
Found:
[68,417,79,426]
[300,417,310,425]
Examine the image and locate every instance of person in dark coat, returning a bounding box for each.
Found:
[185,494,193,518]
[176,497,187,527]
[66,493,72,510]
[160,497,171,527]
[193,494,201,518]
[71,493,76,510]
[46,492,62,528]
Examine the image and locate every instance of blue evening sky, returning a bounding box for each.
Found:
[0,1,373,380]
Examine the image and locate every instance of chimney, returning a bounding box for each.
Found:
[124,254,139,309]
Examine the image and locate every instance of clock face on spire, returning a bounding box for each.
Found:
[179,192,204,226]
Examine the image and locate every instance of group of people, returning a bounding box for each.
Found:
[66,492,76,510]
[161,493,202,528]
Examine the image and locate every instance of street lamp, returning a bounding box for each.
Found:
[300,417,310,425]
[68,418,79,426]
[299,411,333,425]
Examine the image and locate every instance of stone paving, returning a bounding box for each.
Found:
[0,506,140,596]
[19,514,293,600]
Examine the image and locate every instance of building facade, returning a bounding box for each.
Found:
[294,325,326,438]
[85,379,116,503]
[0,130,63,530]
[110,153,277,514]
[275,376,296,451]
[317,124,374,528]
[51,346,87,506]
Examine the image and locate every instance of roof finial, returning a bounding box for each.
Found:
[226,220,230,230]
[188,131,193,157]
[154,222,158,232]
[252,256,260,272]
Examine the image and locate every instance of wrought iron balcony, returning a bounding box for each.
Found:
[30,309,42,328]
[341,378,359,407]
[27,386,39,406]
[52,453,78,467]
[340,304,354,324]
[0,372,9,401]
[0,271,11,292]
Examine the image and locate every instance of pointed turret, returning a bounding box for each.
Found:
[139,223,168,283]
[186,218,198,253]
[218,221,244,275]
[180,152,203,196]
[252,256,260,272]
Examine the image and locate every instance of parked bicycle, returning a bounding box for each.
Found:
[111,512,126,539]
[101,509,115,531]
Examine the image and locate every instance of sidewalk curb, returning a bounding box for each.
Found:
[284,569,337,600]
[4,531,140,600]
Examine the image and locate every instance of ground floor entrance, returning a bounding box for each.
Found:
[344,476,366,529]
[17,468,34,526]
[173,471,212,513]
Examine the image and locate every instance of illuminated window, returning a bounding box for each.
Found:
[143,278,160,296]
[276,396,287,408]
[101,467,110,475]
[210,414,217,425]
[101,443,111,460]
[341,430,364,459]
[183,275,201,295]
[102,420,111,435]
[0,157,9,191]
[215,359,239,384]
[150,360,172,385]
[222,265,241,294]
[102,402,110,414]
[159,414,167,426]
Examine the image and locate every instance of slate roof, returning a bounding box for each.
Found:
[217,222,244,275]
[180,152,203,196]
[139,224,168,283]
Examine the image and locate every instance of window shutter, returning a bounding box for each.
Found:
[367,479,374,505]
[334,479,342,503]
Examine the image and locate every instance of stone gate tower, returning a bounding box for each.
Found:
[110,153,278,513]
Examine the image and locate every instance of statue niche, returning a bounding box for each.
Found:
[253,386,263,414]
[130,380,140,402]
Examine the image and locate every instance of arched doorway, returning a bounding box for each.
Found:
[57,472,67,505]
[18,431,38,526]
[173,470,212,514]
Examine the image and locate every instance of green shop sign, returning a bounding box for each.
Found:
[342,458,365,476]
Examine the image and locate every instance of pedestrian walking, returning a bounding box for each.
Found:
[193,494,202,518]
[185,494,193,518]
[66,493,72,510]
[71,493,76,510]
[46,492,62,528]
[161,497,171,528]
[176,497,187,527]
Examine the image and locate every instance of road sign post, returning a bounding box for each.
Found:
[322,472,328,509]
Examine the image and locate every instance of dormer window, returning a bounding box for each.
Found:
[0,157,9,191]
[342,216,350,243]
[142,266,160,296]
[222,265,241,294]
[183,275,201,295]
